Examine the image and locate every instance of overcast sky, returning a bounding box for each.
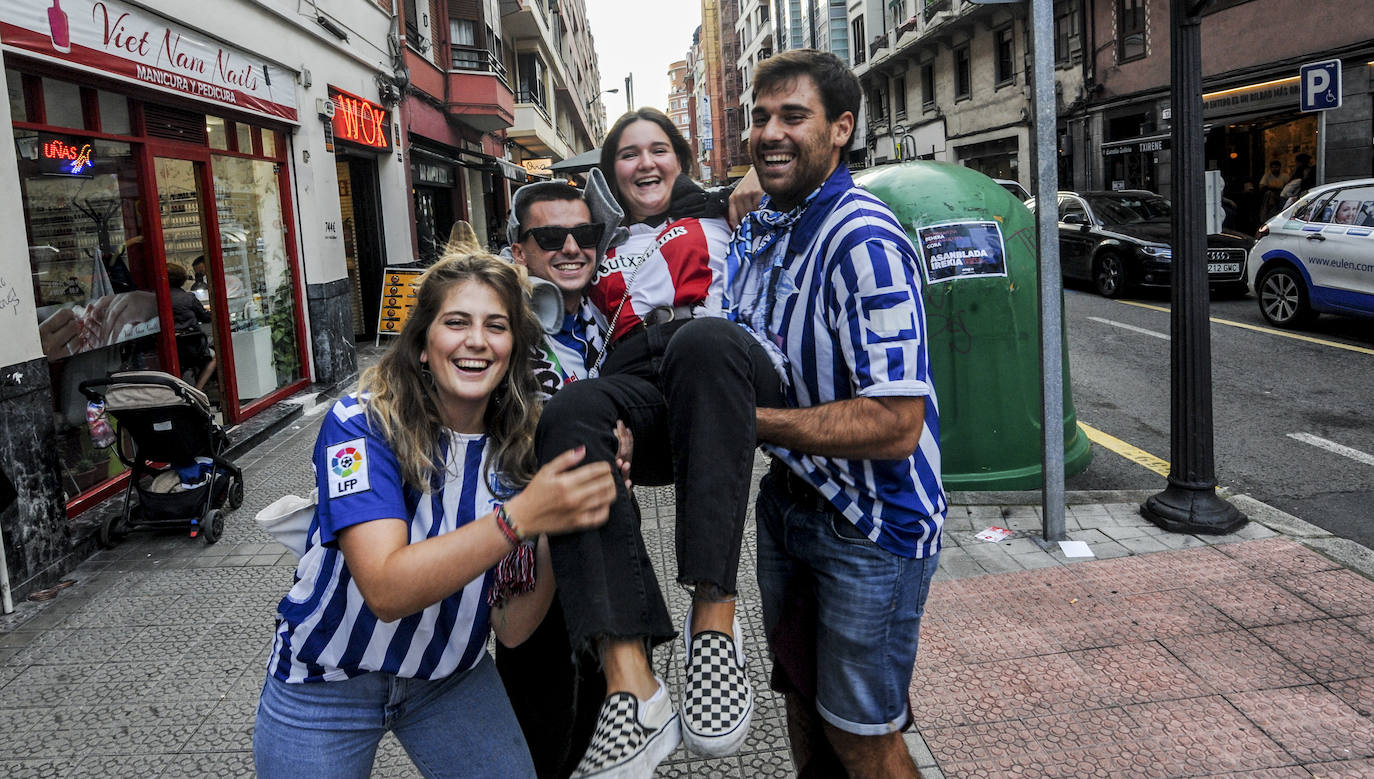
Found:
[582,0,701,131]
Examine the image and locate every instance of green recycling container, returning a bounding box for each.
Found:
[855,161,1092,490]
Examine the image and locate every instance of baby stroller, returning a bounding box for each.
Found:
[79,371,244,546]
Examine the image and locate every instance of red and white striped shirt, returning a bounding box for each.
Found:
[589,216,732,344]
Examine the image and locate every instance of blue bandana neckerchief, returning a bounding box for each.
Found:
[723,187,824,375]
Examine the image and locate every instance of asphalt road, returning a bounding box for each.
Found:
[1061,282,1374,546]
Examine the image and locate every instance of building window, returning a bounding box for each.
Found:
[921,62,935,110]
[868,86,887,123]
[954,45,971,101]
[1054,0,1082,65]
[829,0,849,64]
[403,0,420,41]
[517,53,547,110]
[852,15,866,65]
[995,26,1015,86]
[449,19,488,71]
[894,76,907,118]
[1117,0,1146,62]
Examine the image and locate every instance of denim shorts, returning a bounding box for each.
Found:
[253,652,535,778]
[755,472,941,736]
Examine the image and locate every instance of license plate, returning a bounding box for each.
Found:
[1207,262,1241,274]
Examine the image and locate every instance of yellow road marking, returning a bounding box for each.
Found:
[1078,422,1172,478]
[1118,300,1374,356]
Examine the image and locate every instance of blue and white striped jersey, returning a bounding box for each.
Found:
[728,166,946,559]
[532,300,601,400]
[269,394,498,683]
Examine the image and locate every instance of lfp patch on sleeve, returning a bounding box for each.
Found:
[327,438,371,497]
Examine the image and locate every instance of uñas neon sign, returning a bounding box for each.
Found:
[39,135,95,174]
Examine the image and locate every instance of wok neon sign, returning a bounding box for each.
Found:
[328,86,391,152]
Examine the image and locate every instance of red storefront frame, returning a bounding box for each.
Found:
[7,58,311,516]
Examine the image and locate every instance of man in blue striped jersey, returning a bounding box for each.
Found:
[500,175,641,779]
[726,49,946,779]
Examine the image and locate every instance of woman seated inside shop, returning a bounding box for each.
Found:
[167,263,217,392]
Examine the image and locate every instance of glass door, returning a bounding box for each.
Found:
[153,156,226,411]
[210,155,303,408]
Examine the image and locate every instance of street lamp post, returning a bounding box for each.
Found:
[1140,0,1246,534]
[586,87,619,112]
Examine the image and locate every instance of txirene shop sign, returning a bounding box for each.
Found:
[0,0,298,122]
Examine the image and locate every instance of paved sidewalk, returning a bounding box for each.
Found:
[1,392,1372,776]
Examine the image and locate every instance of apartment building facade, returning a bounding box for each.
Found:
[397,0,604,261]
[844,0,1371,227]
[668,59,694,147]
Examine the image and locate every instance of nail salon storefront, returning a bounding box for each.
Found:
[0,2,309,535]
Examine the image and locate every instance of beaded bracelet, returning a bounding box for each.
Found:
[493,503,525,547]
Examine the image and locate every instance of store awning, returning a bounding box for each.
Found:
[495,158,529,183]
[549,147,602,174]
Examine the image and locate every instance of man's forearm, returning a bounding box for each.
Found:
[756,396,925,461]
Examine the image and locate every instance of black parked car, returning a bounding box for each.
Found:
[1027,191,1253,298]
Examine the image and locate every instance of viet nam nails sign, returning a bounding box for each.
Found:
[0,0,298,122]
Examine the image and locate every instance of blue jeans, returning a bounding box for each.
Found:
[756,471,941,736]
[254,652,535,778]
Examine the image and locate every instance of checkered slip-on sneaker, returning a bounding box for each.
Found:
[571,677,680,779]
[680,613,753,757]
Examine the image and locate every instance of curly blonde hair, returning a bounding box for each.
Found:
[358,252,543,492]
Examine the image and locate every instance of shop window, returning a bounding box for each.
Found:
[212,155,302,401]
[18,133,157,500]
[954,45,971,102]
[6,68,27,122]
[96,90,130,135]
[235,122,253,154]
[42,78,84,129]
[261,129,278,158]
[1117,0,1146,62]
[995,27,1015,86]
[206,116,229,150]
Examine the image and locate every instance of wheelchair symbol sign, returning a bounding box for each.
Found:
[1300,60,1341,112]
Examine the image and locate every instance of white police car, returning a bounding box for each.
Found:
[1247,179,1374,328]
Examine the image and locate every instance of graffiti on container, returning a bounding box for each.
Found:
[925,291,972,355]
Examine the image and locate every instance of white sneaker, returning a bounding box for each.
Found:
[680,612,754,757]
[571,677,680,778]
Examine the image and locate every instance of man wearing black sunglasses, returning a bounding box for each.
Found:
[498,174,624,779]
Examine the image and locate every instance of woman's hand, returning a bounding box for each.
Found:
[614,420,634,489]
[504,446,617,537]
[38,307,82,361]
[728,166,763,228]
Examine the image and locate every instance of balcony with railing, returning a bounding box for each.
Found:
[923,0,950,22]
[870,34,889,59]
[510,87,570,161]
[446,46,515,131]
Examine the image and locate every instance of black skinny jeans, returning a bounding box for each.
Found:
[537,316,785,651]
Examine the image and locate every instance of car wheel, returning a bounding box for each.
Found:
[1093,253,1129,298]
[1256,265,1315,328]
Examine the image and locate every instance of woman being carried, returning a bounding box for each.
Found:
[534,108,783,778]
[253,253,618,778]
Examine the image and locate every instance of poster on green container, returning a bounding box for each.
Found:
[915,220,1008,284]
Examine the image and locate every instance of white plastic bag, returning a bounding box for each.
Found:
[255,489,316,559]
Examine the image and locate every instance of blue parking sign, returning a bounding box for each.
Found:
[1300,60,1341,112]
